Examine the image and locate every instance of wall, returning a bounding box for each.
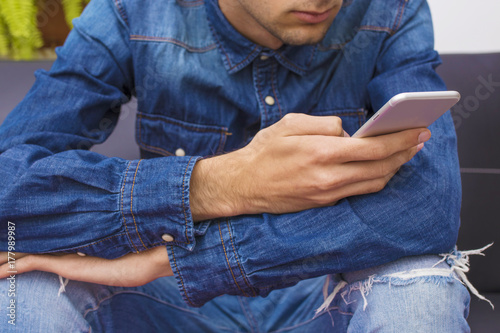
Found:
[427,0,500,54]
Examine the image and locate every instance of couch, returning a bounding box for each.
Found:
[1,53,498,331]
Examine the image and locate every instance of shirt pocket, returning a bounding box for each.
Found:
[308,108,367,136]
[136,112,230,158]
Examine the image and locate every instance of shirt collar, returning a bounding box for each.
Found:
[205,0,317,76]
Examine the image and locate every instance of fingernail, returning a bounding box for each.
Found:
[418,131,431,143]
[416,143,424,152]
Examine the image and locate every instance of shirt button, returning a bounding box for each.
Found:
[265,96,275,106]
[76,252,86,257]
[161,234,175,242]
[175,148,186,157]
[260,55,269,61]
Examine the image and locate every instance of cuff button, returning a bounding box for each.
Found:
[264,96,275,106]
[76,252,86,257]
[175,148,186,157]
[161,234,175,242]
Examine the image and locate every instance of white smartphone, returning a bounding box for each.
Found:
[352,91,460,138]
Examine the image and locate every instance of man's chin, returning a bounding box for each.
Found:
[277,26,331,46]
[280,33,328,46]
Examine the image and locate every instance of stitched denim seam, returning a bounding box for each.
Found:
[391,0,407,34]
[216,130,226,155]
[275,51,306,73]
[223,44,260,72]
[113,0,129,25]
[208,24,233,68]
[135,119,195,246]
[138,113,230,134]
[359,25,394,35]
[136,114,230,157]
[320,27,392,52]
[318,41,348,52]
[130,35,216,53]
[357,108,366,127]
[254,65,269,126]
[218,222,249,297]
[237,297,258,332]
[271,62,283,118]
[181,157,195,245]
[230,46,260,71]
[209,21,260,71]
[176,0,204,8]
[121,161,139,252]
[130,159,148,250]
[136,113,172,157]
[306,45,318,67]
[137,142,173,157]
[169,244,196,306]
[226,220,257,297]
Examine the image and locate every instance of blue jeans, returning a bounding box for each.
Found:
[0,255,470,332]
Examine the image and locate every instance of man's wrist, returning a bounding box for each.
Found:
[189,154,245,222]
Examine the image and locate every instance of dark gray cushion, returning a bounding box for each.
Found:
[438,53,500,293]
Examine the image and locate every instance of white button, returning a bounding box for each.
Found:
[76,252,86,257]
[175,148,186,157]
[265,96,275,106]
[260,55,269,61]
[161,234,175,242]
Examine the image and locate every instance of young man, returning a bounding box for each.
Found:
[0,0,471,331]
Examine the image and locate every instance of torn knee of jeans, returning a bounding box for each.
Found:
[315,244,495,317]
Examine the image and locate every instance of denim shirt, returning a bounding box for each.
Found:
[0,0,461,306]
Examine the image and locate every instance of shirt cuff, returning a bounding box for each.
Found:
[167,218,259,307]
[118,156,202,254]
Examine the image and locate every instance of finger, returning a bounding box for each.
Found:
[1,254,74,278]
[0,254,37,278]
[0,254,134,286]
[330,128,431,163]
[276,113,345,137]
[332,145,420,186]
[326,169,399,203]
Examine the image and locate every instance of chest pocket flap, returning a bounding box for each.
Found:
[136,112,230,158]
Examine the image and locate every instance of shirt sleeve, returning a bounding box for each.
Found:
[0,0,201,257]
[168,0,463,307]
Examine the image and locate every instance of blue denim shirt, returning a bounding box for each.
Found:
[0,0,461,306]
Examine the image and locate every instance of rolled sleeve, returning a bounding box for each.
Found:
[0,0,202,258]
[119,156,202,253]
[167,218,257,307]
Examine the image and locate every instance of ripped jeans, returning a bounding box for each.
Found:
[0,252,482,332]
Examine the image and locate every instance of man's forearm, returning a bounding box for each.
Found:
[189,113,428,222]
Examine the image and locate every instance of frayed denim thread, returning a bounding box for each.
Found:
[316,244,495,317]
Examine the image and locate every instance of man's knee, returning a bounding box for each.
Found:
[346,277,470,332]
[338,255,472,332]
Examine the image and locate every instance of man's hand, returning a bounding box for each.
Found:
[190,113,431,221]
[0,246,173,287]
